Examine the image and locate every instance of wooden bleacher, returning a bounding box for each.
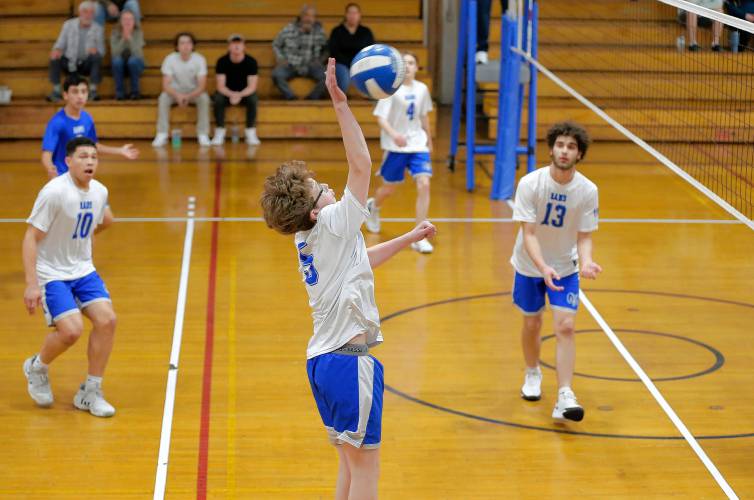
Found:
[481,0,753,142]
[0,0,431,140]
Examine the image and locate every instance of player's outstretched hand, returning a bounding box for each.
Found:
[325,57,347,105]
[408,220,436,243]
[580,261,602,280]
[542,266,564,292]
[24,285,41,315]
[121,144,139,160]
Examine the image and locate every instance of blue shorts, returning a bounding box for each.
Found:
[307,349,384,449]
[512,271,580,315]
[378,151,432,183]
[41,271,111,327]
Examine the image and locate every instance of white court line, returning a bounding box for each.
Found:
[505,197,738,499]
[579,293,738,499]
[0,217,743,224]
[153,196,196,500]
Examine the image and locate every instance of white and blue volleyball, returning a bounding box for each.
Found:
[349,44,406,100]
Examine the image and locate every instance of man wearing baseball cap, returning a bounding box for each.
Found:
[211,33,261,145]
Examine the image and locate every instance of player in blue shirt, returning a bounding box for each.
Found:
[41,74,139,179]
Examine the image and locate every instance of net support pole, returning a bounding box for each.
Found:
[526,1,538,172]
[448,0,468,172]
[491,16,520,200]
[465,0,478,191]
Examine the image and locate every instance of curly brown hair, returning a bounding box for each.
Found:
[546,121,591,160]
[261,161,318,234]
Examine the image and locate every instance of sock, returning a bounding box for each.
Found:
[246,127,256,133]
[526,365,540,374]
[32,354,48,370]
[52,84,61,93]
[85,375,103,390]
[559,386,572,395]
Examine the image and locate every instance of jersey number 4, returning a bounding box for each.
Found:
[71,212,94,239]
[541,202,566,227]
[407,102,415,121]
[297,242,319,286]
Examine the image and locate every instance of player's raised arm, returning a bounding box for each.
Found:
[326,57,371,205]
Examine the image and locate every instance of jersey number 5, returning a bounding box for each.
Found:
[541,202,566,227]
[72,212,94,239]
[297,242,319,286]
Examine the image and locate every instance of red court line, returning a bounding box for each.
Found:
[196,161,222,499]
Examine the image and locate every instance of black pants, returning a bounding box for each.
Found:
[477,0,510,52]
[49,54,102,85]
[213,92,258,128]
[724,1,753,50]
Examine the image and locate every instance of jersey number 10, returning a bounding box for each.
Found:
[72,212,94,239]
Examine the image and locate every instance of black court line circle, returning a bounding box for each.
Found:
[538,329,725,382]
[381,289,754,440]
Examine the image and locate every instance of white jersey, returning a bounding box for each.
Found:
[373,80,433,153]
[510,166,598,278]
[27,173,108,285]
[295,188,382,359]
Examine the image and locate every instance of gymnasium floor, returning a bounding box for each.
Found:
[0,115,752,498]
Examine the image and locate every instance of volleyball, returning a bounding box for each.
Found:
[349,44,406,100]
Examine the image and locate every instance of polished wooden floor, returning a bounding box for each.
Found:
[0,122,753,498]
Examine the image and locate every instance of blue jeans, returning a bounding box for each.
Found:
[95,0,141,25]
[477,0,509,52]
[335,62,350,93]
[112,56,144,97]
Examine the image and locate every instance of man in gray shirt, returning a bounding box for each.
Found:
[271,4,327,100]
[48,1,105,102]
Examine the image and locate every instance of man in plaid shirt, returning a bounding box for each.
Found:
[272,4,327,100]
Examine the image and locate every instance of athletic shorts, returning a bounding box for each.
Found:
[378,151,432,183]
[41,271,111,327]
[306,344,384,449]
[512,271,580,315]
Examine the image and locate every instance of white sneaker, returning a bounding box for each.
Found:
[552,387,584,422]
[245,127,261,145]
[74,384,116,418]
[365,198,381,233]
[23,355,53,407]
[475,51,489,64]
[211,127,226,146]
[520,366,542,401]
[151,133,168,147]
[197,134,211,147]
[411,238,434,254]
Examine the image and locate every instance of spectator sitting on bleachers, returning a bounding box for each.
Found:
[211,34,260,146]
[327,3,374,93]
[684,0,723,51]
[110,11,144,100]
[48,1,104,102]
[152,32,211,147]
[272,5,327,100]
[724,0,753,50]
[95,0,141,26]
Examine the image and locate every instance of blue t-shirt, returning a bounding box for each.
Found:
[42,109,98,175]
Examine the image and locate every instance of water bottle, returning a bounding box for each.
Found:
[171,128,182,149]
[730,30,740,53]
[231,125,240,144]
[676,35,685,53]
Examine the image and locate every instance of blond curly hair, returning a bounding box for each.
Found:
[261,160,318,234]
